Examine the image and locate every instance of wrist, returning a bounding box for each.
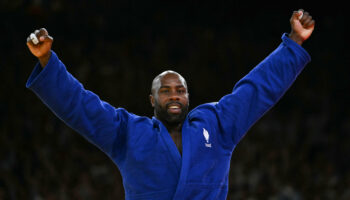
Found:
[288,32,304,46]
[38,51,51,68]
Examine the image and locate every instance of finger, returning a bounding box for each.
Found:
[26,36,32,43]
[38,28,47,38]
[301,11,310,21]
[36,28,45,41]
[295,9,304,20]
[39,28,48,35]
[26,30,38,45]
[38,28,52,42]
[302,16,312,26]
[291,11,300,21]
[34,30,39,37]
[29,33,39,45]
[26,36,35,48]
[291,9,304,22]
[304,19,315,28]
[39,35,54,42]
[298,9,304,20]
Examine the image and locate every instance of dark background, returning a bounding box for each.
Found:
[0,0,348,199]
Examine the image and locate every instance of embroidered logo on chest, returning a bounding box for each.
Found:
[203,128,212,148]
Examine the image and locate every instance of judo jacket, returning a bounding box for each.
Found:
[26,33,311,200]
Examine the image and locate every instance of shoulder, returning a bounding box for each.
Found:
[117,108,153,128]
[188,102,219,121]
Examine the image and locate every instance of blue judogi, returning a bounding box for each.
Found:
[26,33,310,200]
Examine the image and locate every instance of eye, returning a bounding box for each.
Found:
[177,89,186,94]
[160,89,169,94]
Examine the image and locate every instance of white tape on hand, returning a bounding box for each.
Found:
[298,11,303,20]
[30,33,39,45]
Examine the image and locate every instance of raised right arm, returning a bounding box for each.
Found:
[26,28,130,157]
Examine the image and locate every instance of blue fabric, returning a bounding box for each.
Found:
[26,33,310,200]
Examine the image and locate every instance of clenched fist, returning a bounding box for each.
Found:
[26,28,54,68]
[289,9,315,45]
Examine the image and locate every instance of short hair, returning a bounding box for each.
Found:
[151,70,188,96]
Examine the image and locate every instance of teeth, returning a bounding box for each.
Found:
[169,106,179,109]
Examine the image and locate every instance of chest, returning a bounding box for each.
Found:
[170,131,182,155]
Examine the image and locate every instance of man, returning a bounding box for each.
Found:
[26,9,315,200]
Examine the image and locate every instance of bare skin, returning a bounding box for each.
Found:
[26,28,53,67]
[149,72,189,154]
[289,9,315,45]
[149,73,189,134]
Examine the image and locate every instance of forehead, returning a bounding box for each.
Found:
[160,73,186,86]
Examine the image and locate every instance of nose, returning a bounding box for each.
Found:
[169,91,180,101]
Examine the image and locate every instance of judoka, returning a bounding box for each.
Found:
[26,9,315,200]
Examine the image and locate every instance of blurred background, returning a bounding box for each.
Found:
[0,0,348,199]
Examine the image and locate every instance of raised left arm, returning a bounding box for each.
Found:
[213,9,315,146]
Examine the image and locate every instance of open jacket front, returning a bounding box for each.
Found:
[26,33,310,200]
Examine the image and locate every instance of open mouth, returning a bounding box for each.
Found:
[167,103,182,114]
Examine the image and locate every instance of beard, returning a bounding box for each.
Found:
[154,101,189,126]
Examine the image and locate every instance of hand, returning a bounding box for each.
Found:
[26,28,54,67]
[289,9,315,45]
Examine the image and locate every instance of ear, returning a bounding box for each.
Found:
[149,94,155,107]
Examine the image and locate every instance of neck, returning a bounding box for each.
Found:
[164,122,182,134]
[157,117,183,134]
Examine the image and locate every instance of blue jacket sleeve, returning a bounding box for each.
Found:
[26,51,130,158]
[214,33,311,145]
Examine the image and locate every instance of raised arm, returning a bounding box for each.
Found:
[214,9,315,145]
[26,28,130,157]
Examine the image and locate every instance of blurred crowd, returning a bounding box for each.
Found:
[0,0,348,199]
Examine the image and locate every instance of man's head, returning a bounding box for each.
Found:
[150,70,189,126]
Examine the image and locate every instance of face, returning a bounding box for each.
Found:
[150,73,189,125]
